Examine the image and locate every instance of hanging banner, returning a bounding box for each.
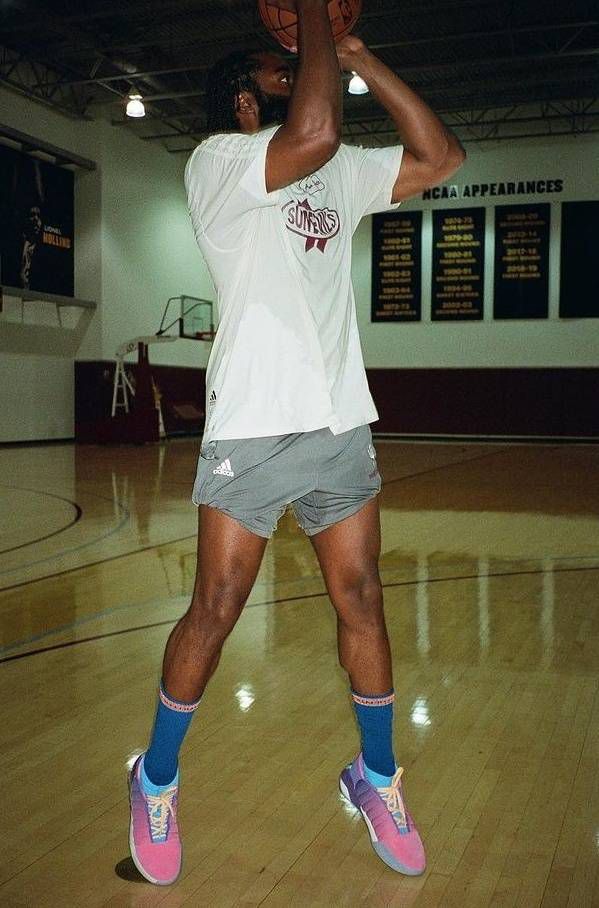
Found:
[560,201,599,318]
[431,208,485,320]
[0,144,74,296]
[371,211,422,322]
[493,204,550,319]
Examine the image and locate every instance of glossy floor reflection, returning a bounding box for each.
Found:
[1,438,598,906]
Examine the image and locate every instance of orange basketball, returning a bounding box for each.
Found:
[258,0,362,52]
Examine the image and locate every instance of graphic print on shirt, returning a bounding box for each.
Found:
[290,174,326,197]
[283,198,340,253]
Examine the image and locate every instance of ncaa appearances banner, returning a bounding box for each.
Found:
[560,201,599,318]
[371,211,422,322]
[0,144,74,296]
[431,208,485,320]
[494,204,550,320]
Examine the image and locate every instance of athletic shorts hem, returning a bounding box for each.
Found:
[298,488,381,537]
[193,500,278,540]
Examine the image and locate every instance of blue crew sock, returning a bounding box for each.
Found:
[363,766,395,787]
[351,689,396,783]
[141,759,179,796]
[142,681,201,788]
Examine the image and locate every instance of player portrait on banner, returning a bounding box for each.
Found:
[0,145,74,296]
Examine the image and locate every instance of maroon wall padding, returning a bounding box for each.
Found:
[149,363,207,435]
[367,368,599,437]
[75,362,599,442]
[75,360,206,443]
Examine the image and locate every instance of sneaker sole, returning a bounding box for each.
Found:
[339,774,425,877]
[127,767,181,886]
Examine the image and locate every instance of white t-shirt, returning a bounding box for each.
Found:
[184,125,403,441]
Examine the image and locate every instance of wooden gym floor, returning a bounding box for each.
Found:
[1,438,598,907]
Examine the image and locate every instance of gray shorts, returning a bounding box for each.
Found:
[192,424,381,539]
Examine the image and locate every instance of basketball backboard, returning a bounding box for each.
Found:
[156,295,216,342]
[179,297,215,341]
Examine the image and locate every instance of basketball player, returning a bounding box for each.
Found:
[128,0,466,886]
[19,205,42,289]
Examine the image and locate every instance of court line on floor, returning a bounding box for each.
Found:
[0,486,82,555]
[0,593,189,657]
[0,446,511,591]
[3,549,599,657]
[380,445,514,487]
[2,561,597,664]
[0,489,132,578]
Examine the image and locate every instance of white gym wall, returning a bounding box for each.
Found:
[352,132,599,368]
[1,84,598,442]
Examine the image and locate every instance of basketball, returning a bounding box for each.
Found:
[258,0,362,52]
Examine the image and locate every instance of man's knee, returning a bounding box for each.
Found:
[187,577,249,639]
[333,569,385,625]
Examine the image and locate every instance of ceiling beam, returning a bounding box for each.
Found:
[137,100,599,143]
[98,45,599,106]
[0,0,505,35]
[146,93,599,151]
[0,123,97,169]
[31,19,599,89]
[0,0,564,58]
[113,72,599,142]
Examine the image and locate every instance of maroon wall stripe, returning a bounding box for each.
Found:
[75,362,599,441]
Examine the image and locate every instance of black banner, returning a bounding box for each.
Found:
[0,144,74,296]
[371,211,422,322]
[431,208,485,320]
[560,201,599,318]
[493,204,550,319]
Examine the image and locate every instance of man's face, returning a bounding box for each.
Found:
[250,52,294,127]
[24,206,42,241]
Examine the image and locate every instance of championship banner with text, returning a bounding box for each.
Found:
[371,211,422,322]
[560,201,599,318]
[0,144,74,296]
[431,208,485,320]
[494,204,550,319]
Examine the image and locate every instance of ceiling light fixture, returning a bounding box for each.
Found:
[348,72,369,95]
[126,92,145,118]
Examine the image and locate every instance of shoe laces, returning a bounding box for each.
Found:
[146,787,177,841]
[377,766,409,831]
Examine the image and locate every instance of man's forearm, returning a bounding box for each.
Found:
[352,50,463,167]
[287,0,342,141]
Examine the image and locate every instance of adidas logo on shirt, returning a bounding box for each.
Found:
[213,458,234,478]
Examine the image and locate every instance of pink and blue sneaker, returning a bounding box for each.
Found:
[127,752,182,886]
[339,753,426,875]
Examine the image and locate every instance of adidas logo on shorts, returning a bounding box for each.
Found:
[213,458,234,478]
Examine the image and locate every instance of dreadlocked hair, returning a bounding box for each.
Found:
[205,50,262,134]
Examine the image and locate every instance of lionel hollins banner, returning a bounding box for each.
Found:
[0,144,74,297]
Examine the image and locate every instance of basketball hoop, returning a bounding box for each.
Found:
[156,295,216,342]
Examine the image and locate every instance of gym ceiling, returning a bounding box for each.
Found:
[1,0,598,150]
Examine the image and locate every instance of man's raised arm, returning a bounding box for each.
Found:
[266,0,343,190]
[337,36,466,202]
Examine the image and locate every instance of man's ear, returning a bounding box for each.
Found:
[236,90,257,116]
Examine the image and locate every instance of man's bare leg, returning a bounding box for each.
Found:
[163,505,268,702]
[127,506,267,885]
[140,505,267,786]
[316,496,426,874]
[309,497,392,695]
